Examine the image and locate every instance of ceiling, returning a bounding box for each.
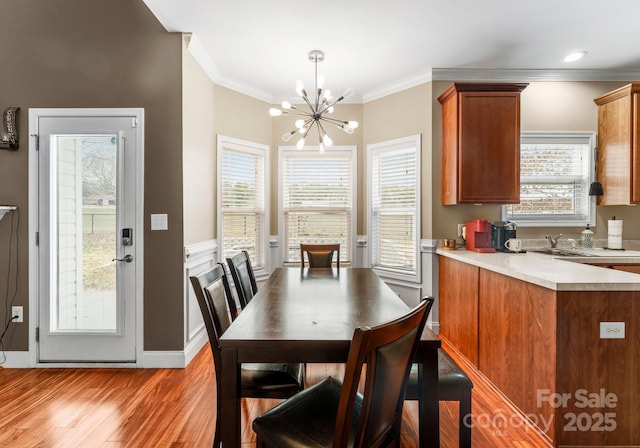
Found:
[142,0,640,103]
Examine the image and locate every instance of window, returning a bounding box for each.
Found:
[503,132,595,227]
[217,135,268,271]
[367,135,421,281]
[279,146,356,264]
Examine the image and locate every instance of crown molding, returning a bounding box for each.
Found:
[184,38,640,106]
[187,34,274,103]
[432,68,640,82]
[362,71,433,103]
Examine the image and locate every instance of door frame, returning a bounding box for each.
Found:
[28,108,145,367]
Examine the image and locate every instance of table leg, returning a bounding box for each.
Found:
[221,347,240,448]
[419,346,440,448]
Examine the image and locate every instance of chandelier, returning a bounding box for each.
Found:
[269,50,359,151]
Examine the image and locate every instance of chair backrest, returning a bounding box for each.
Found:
[189,263,236,371]
[300,243,340,268]
[335,298,433,448]
[226,250,258,308]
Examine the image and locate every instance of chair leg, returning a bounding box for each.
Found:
[213,420,221,448]
[458,390,472,448]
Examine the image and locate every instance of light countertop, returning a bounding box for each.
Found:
[436,248,640,291]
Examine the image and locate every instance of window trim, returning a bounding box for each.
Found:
[217,135,269,277]
[278,145,357,265]
[367,134,421,283]
[502,131,596,227]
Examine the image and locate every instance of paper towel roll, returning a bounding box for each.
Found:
[608,219,623,249]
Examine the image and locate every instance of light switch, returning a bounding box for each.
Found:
[600,322,625,339]
[150,213,168,231]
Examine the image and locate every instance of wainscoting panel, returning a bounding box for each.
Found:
[183,239,218,364]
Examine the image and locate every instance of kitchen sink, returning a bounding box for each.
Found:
[529,248,596,257]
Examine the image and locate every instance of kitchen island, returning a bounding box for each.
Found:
[437,248,640,447]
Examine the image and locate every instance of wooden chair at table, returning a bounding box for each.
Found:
[252,297,434,448]
[226,250,258,311]
[405,296,474,448]
[300,243,340,268]
[189,264,304,448]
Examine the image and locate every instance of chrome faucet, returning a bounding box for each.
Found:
[545,234,563,248]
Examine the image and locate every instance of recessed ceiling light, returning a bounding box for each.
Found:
[564,51,587,63]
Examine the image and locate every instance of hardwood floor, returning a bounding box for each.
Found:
[0,344,552,447]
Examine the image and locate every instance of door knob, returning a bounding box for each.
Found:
[113,254,133,263]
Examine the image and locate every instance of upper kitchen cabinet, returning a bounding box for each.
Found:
[593,83,640,205]
[439,82,528,205]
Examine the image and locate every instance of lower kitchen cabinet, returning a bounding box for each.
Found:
[439,255,640,447]
[438,256,479,365]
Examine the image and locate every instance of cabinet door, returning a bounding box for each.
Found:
[458,91,521,203]
[597,93,632,205]
[438,256,479,365]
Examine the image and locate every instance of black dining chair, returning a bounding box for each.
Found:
[405,296,473,448]
[406,349,473,448]
[300,243,340,268]
[189,264,305,448]
[252,297,434,448]
[226,250,258,310]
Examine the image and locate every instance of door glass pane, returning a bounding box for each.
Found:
[53,134,117,332]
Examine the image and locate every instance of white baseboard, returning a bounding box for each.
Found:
[138,329,208,368]
[0,351,32,368]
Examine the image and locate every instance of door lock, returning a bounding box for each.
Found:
[113,254,133,263]
[122,228,133,246]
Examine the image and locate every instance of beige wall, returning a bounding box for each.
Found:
[183,40,216,246]
[363,84,433,237]
[213,85,274,237]
[431,80,640,241]
[0,0,184,352]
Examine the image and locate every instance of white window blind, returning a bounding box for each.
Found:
[368,135,420,280]
[218,137,267,267]
[503,132,595,227]
[281,149,355,264]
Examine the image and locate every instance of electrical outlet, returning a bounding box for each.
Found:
[12,306,23,323]
[600,322,624,339]
[457,223,465,238]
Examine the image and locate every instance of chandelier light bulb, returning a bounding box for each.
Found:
[281,101,292,109]
[322,134,333,147]
[341,124,354,134]
[296,137,305,150]
[342,87,355,99]
[317,75,325,90]
[295,119,305,129]
[295,80,305,96]
[269,108,283,117]
[298,127,308,134]
[327,106,335,114]
[323,89,332,100]
[348,121,359,129]
[282,130,296,142]
[319,141,325,152]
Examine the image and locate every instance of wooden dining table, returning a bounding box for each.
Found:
[219,267,442,447]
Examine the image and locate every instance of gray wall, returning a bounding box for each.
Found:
[0,0,184,351]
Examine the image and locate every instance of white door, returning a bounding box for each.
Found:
[34,110,143,363]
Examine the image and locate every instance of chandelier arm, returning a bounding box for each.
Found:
[285,110,315,118]
[316,121,325,145]
[317,96,345,115]
[300,93,316,112]
[319,116,349,126]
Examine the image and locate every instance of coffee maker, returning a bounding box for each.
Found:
[465,219,495,253]
[491,221,517,252]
